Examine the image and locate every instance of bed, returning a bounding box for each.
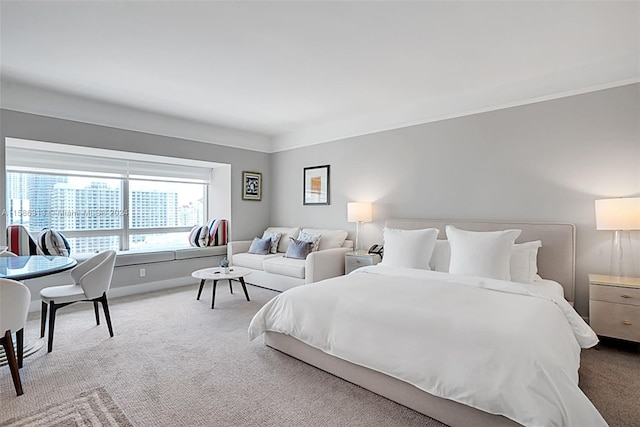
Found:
[248,220,606,427]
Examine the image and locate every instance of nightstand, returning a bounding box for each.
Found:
[345,251,381,275]
[589,274,640,343]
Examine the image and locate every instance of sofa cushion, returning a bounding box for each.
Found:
[263,256,306,279]
[233,252,281,270]
[264,227,301,253]
[301,228,348,251]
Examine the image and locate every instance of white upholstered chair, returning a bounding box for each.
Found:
[0,279,31,396]
[40,250,117,353]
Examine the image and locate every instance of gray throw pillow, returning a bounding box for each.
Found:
[284,237,312,260]
[248,237,271,255]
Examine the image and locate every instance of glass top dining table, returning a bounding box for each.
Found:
[0,255,77,280]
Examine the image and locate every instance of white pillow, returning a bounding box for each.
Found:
[429,240,451,272]
[300,228,348,251]
[446,225,521,280]
[379,227,439,270]
[510,240,542,284]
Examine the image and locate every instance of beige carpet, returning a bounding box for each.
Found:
[0,283,638,426]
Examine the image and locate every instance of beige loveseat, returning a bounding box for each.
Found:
[227,227,353,292]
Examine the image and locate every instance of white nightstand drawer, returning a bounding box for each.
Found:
[589,300,640,342]
[590,284,640,306]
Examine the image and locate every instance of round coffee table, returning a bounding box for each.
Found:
[191,266,251,309]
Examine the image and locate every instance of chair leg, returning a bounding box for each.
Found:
[94,301,100,325]
[47,302,57,353]
[40,301,47,338]
[229,280,233,294]
[2,331,23,396]
[100,294,114,338]
[16,328,24,369]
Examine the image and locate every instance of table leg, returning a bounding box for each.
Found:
[239,277,250,302]
[197,279,205,300]
[211,280,218,309]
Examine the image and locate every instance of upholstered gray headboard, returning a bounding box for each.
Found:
[385,219,576,303]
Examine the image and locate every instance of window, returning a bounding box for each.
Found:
[5,139,219,253]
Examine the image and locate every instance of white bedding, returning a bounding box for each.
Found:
[249,265,606,427]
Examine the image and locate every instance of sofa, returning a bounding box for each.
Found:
[227,227,353,292]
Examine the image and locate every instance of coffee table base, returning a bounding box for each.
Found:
[197,277,250,309]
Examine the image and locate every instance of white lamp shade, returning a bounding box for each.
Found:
[595,198,640,230]
[347,202,372,223]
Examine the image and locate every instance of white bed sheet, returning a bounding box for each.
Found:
[249,266,605,427]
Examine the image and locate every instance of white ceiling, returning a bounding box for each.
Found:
[1,1,638,152]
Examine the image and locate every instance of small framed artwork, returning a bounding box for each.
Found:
[242,171,262,201]
[303,165,330,205]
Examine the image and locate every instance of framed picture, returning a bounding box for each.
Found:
[303,165,330,205]
[242,171,262,201]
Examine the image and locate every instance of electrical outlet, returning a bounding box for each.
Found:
[140,268,146,277]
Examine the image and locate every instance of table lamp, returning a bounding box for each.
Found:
[347,202,372,251]
[595,197,640,278]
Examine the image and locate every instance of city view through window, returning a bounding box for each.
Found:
[6,172,206,253]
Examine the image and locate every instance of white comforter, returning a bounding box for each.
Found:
[249,266,606,427]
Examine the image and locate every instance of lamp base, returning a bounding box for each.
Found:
[609,230,637,278]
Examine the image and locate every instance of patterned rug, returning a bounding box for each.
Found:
[0,387,132,427]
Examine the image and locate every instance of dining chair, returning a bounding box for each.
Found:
[0,279,31,396]
[6,225,43,256]
[40,250,117,353]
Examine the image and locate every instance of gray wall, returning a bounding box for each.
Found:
[270,84,640,317]
[0,109,271,242]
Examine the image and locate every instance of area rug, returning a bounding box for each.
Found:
[0,387,132,427]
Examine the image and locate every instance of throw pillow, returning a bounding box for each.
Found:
[379,227,439,270]
[261,231,282,254]
[446,225,521,281]
[263,227,301,253]
[189,225,210,247]
[298,231,321,252]
[284,237,312,260]
[248,237,272,255]
[207,219,228,246]
[37,228,71,256]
